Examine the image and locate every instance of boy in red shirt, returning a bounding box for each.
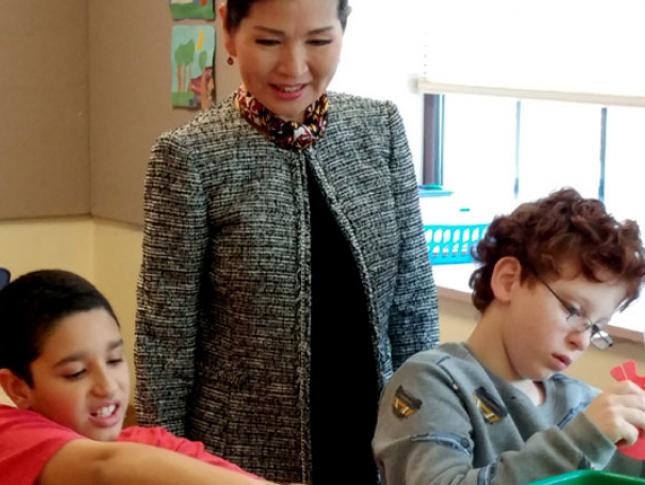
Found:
[0,269,281,485]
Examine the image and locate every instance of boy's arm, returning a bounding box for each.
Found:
[583,381,645,477]
[118,426,256,477]
[594,438,644,478]
[583,381,645,446]
[39,439,277,485]
[373,355,621,485]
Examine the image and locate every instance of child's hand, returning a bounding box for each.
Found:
[583,380,645,445]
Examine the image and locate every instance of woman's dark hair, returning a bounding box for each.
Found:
[0,269,118,386]
[223,0,350,31]
[469,188,645,312]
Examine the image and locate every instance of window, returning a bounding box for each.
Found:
[423,94,645,232]
[418,0,645,245]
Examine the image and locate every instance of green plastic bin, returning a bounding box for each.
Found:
[528,470,645,484]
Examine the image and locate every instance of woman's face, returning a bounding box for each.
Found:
[222,0,344,123]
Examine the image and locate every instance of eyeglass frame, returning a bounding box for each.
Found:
[532,274,614,350]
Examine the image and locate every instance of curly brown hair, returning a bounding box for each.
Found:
[469,188,645,312]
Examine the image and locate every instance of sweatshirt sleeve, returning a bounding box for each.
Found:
[373,355,631,485]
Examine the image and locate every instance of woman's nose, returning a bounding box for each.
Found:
[277,45,307,77]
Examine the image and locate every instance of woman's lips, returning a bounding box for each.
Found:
[270,83,307,100]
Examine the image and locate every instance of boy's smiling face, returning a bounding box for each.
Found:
[21,308,130,441]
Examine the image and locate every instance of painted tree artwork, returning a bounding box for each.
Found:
[169,0,215,20]
[171,25,216,110]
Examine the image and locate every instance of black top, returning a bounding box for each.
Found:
[307,165,380,484]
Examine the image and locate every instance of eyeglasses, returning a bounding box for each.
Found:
[534,276,613,350]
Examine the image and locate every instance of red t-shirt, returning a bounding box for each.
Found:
[0,405,254,484]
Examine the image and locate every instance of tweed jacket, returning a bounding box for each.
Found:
[135,92,439,483]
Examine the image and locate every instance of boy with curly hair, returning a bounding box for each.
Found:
[374,188,645,484]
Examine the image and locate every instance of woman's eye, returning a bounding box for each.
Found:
[108,358,124,366]
[255,39,280,46]
[307,39,332,46]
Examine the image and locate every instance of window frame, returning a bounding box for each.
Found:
[422,94,610,201]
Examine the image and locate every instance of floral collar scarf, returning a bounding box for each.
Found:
[234,86,329,151]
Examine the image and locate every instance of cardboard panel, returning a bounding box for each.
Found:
[89,0,240,225]
[0,1,90,219]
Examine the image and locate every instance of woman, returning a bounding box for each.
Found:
[135,0,439,483]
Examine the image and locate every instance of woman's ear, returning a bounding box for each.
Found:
[218,3,237,57]
[0,368,32,409]
[490,256,522,303]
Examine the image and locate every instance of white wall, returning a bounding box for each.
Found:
[329,0,425,180]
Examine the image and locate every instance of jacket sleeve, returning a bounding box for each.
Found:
[384,102,440,369]
[373,357,632,485]
[135,133,209,435]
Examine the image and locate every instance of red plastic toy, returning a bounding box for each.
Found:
[610,360,645,459]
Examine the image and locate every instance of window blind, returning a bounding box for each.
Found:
[418,0,645,107]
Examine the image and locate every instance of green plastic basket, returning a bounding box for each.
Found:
[527,470,645,484]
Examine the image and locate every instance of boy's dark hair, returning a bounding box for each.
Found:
[470,188,645,312]
[0,269,118,386]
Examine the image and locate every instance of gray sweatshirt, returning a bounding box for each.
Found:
[373,342,645,484]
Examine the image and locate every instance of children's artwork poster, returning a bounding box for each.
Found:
[171,25,215,110]
[169,0,215,20]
